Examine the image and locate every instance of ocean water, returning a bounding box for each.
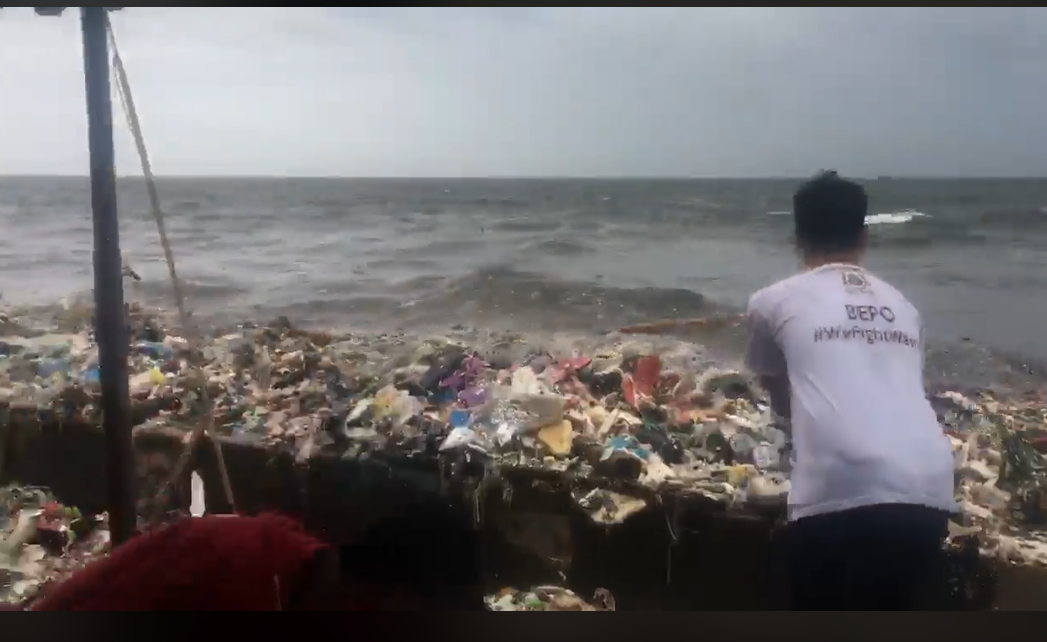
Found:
[2,176,1047,391]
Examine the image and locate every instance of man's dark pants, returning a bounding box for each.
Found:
[788,503,951,610]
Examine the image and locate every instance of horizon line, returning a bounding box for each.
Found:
[3,173,1047,181]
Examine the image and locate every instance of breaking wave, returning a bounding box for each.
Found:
[14,263,1047,394]
[768,209,931,226]
[865,209,930,225]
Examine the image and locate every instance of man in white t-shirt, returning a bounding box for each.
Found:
[746,171,958,610]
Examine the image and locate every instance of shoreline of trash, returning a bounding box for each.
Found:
[0,485,110,606]
[1,299,1047,606]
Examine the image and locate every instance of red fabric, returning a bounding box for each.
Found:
[32,514,328,611]
[633,355,661,397]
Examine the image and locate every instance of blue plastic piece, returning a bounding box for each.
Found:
[449,409,472,429]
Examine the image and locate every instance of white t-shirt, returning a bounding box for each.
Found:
[746,263,958,521]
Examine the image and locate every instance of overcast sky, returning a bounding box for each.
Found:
[2,7,1046,178]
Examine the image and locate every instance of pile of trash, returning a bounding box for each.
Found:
[2,303,1047,564]
[0,484,110,607]
[0,304,792,507]
[485,586,615,611]
[936,390,1047,566]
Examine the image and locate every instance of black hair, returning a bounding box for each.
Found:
[792,170,868,254]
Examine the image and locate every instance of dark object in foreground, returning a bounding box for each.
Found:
[28,509,481,611]
[80,3,137,547]
[340,500,482,608]
[33,514,327,610]
[0,419,1036,610]
[789,504,951,610]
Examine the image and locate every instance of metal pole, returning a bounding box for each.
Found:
[80,6,135,546]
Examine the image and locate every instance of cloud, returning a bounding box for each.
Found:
[1,7,1045,177]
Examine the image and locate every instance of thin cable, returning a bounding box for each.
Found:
[106,18,236,516]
